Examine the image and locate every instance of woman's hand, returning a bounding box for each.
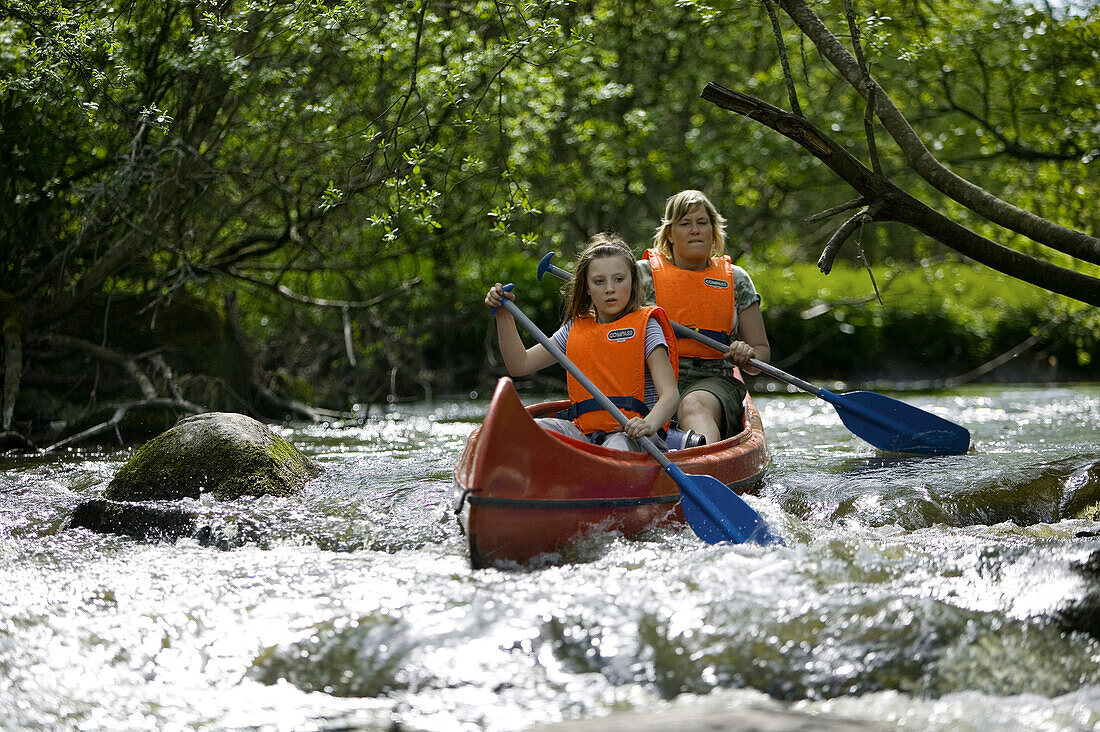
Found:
[725,340,757,366]
[484,283,514,312]
[624,415,657,438]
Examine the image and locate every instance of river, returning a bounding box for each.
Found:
[2,383,1098,731]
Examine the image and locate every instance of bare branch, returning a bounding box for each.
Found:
[229,271,424,309]
[937,76,1083,162]
[776,0,1100,266]
[149,354,184,401]
[761,0,802,116]
[944,315,1067,386]
[844,0,884,174]
[342,306,357,367]
[863,85,882,174]
[854,216,883,305]
[44,334,158,399]
[41,399,205,454]
[818,199,885,274]
[805,197,867,225]
[818,213,865,275]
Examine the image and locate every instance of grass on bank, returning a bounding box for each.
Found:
[748,261,1097,383]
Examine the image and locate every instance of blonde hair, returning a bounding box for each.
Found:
[651,189,727,259]
[563,233,643,321]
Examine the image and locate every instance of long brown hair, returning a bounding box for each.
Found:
[562,233,643,321]
[651,189,727,259]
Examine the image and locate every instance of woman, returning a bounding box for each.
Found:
[638,189,771,445]
[485,233,680,452]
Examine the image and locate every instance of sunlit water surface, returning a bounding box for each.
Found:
[2,384,1099,731]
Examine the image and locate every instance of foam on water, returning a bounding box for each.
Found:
[1,384,1098,730]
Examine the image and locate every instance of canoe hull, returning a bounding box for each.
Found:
[453,376,768,568]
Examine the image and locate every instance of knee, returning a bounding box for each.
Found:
[678,392,712,421]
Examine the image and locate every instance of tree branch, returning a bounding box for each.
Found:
[41,399,205,453]
[843,0,882,174]
[228,271,423,309]
[761,0,802,116]
[700,82,1100,307]
[776,0,1100,266]
[44,334,158,399]
[937,78,1083,162]
[944,315,1067,386]
[806,197,867,225]
[818,199,885,274]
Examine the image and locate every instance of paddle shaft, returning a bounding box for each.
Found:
[499,298,672,469]
[540,255,819,395]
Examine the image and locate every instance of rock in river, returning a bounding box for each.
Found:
[69,412,320,544]
[106,411,318,501]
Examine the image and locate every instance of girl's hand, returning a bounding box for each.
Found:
[484,283,515,312]
[624,416,656,438]
[725,340,756,366]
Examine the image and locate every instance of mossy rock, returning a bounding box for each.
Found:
[105,412,320,501]
[69,499,197,542]
[68,498,268,548]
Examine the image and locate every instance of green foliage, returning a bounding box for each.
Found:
[753,260,1097,381]
[852,0,1100,244]
[1,0,1096,434]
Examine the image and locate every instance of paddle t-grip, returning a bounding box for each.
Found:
[536,252,572,283]
[489,283,515,316]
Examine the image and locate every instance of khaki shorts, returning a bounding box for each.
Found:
[678,363,748,439]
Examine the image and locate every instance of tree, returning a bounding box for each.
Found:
[2,0,1095,447]
[702,0,1099,305]
[0,0,566,442]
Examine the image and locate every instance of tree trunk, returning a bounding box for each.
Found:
[3,321,22,431]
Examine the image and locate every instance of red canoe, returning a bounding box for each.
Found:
[453,373,769,568]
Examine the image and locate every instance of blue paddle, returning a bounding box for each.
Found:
[538,251,970,456]
[493,284,783,546]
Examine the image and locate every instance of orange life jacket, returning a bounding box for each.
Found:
[644,249,736,359]
[563,306,679,435]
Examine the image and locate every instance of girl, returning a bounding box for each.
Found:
[638,189,772,445]
[485,233,680,452]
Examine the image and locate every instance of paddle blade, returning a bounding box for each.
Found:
[669,465,784,546]
[825,390,971,456]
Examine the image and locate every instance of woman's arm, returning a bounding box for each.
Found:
[485,283,558,376]
[727,302,771,375]
[625,345,680,438]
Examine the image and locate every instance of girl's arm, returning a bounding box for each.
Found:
[727,302,771,375]
[625,345,680,438]
[485,283,557,376]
